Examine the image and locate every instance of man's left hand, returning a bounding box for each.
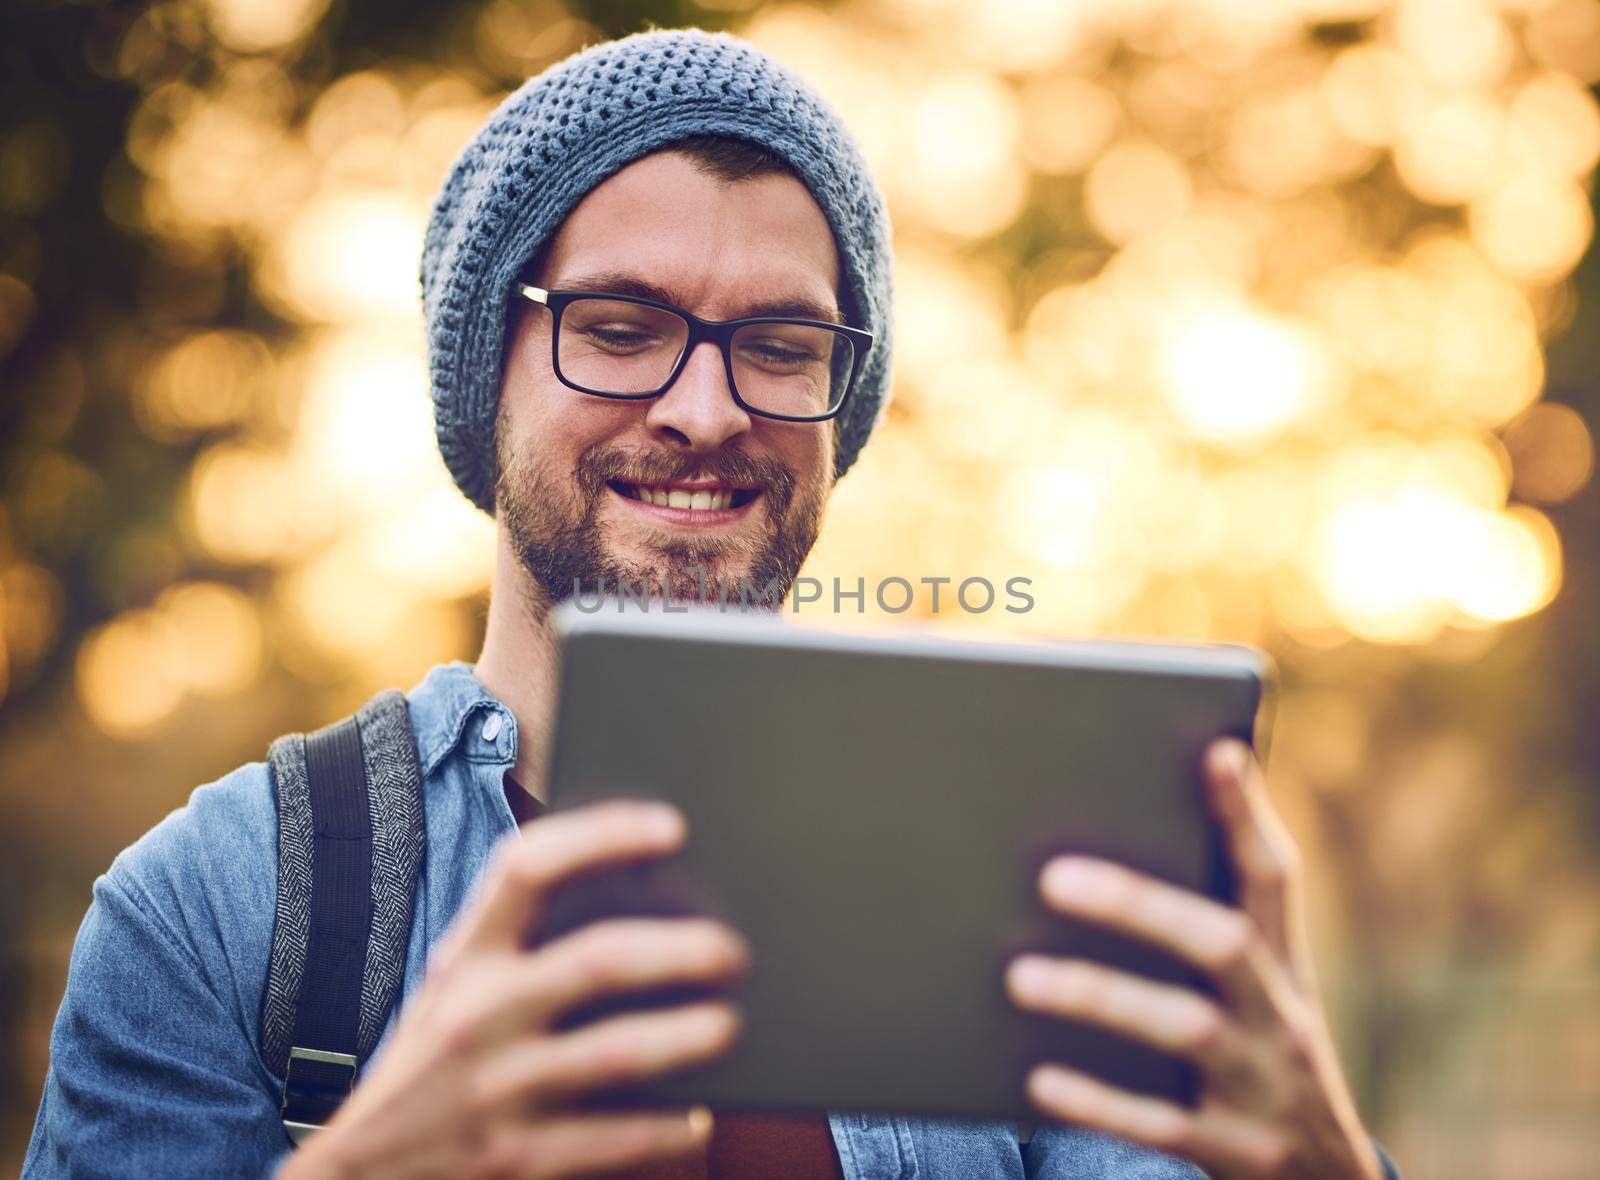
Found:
[1006,739,1385,1180]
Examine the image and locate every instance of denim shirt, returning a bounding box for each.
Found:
[25,661,1203,1179]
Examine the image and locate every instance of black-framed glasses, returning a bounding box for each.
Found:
[515,284,872,423]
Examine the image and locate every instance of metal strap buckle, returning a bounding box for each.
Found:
[281,1046,358,1144]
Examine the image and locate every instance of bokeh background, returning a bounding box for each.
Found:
[4,0,1600,1174]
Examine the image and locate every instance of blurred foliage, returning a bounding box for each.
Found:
[3,1,1600,1175]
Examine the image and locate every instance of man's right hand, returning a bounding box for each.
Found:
[280,800,748,1180]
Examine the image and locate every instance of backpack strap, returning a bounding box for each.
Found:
[261,690,426,1143]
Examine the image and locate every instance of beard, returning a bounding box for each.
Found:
[495,434,827,618]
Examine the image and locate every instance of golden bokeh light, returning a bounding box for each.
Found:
[200,0,333,53]
[276,543,419,664]
[305,72,409,164]
[75,611,185,736]
[1452,504,1563,624]
[893,249,1010,390]
[1393,0,1513,90]
[135,330,274,440]
[1527,0,1600,83]
[259,189,428,323]
[354,489,498,601]
[1321,44,1426,147]
[1223,79,1368,198]
[1019,76,1121,176]
[0,273,36,361]
[187,442,327,564]
[473,3,598,80]
[1428,290,1545,426]
[1084,141,1193,245]
[1470,174,1595,282]
[289,328,437,504]
[957,0,1095,73]
[1503,400,1595,503]
[1508,70,1600,177]
[1162,310,1327,448]
[1213,461,1311,571]
[1393,93,1507,206]
[0,562,63,675]
[1310,432,1562,641]
[155,581,266,697]
[902,71,1028,239]
[1313,264,1430,373]
[1420,434,1512,512]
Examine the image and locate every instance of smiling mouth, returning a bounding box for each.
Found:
[607,480,763,512]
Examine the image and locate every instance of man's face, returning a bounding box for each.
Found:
[495,150,841,612]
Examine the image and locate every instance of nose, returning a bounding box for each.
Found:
[643,340,752,455]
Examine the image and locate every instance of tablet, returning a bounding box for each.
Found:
[535,604,1273,1122]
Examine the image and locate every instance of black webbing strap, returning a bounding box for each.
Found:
[280,715,372,1138]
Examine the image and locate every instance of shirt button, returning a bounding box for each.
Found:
[481,712,503,742]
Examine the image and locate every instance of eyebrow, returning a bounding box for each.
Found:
[551,270,845,326]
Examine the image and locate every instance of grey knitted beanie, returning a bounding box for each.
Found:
[421,27,895,513]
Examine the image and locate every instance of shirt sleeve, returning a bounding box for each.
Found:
[22,865,292,1177]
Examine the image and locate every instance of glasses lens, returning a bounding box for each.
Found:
[557,298,689,394]
[729,322,855,419]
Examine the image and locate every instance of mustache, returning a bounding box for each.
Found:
[572,443,797,511]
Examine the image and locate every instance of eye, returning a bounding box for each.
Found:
[739,338,822,367]
[592,321,652,345]
[578,323,667,352]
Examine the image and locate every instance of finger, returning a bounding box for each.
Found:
[531,916,749,1025]
[1039,857,1275,1016]
[475,1107,713,1179]
[446,801,686,958]
[1203,739,1301,968]
[1027,1065,1289,1178]
[475,1001,741,1110]
[456,917,749,1046]
[1006,956,1241,1074]
[1026,1063,1196,1158]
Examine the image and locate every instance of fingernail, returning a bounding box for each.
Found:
[1216,739,1249,779]
[1007,957,1052,1003]
[1030,1065,1080,1107]
[687,1105,714,1140]
[645,803,686,840]
[1042,858,1096,900]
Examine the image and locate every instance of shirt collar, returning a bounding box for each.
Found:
[406,660,519,778]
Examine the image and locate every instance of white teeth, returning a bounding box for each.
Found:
[629,484,740,510]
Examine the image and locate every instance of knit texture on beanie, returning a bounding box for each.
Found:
[421,27,895,513]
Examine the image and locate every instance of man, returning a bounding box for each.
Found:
[26,28,1396,1180]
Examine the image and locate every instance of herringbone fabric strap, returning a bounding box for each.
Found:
[261,690,426,1084]
[351,690,427,1056]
